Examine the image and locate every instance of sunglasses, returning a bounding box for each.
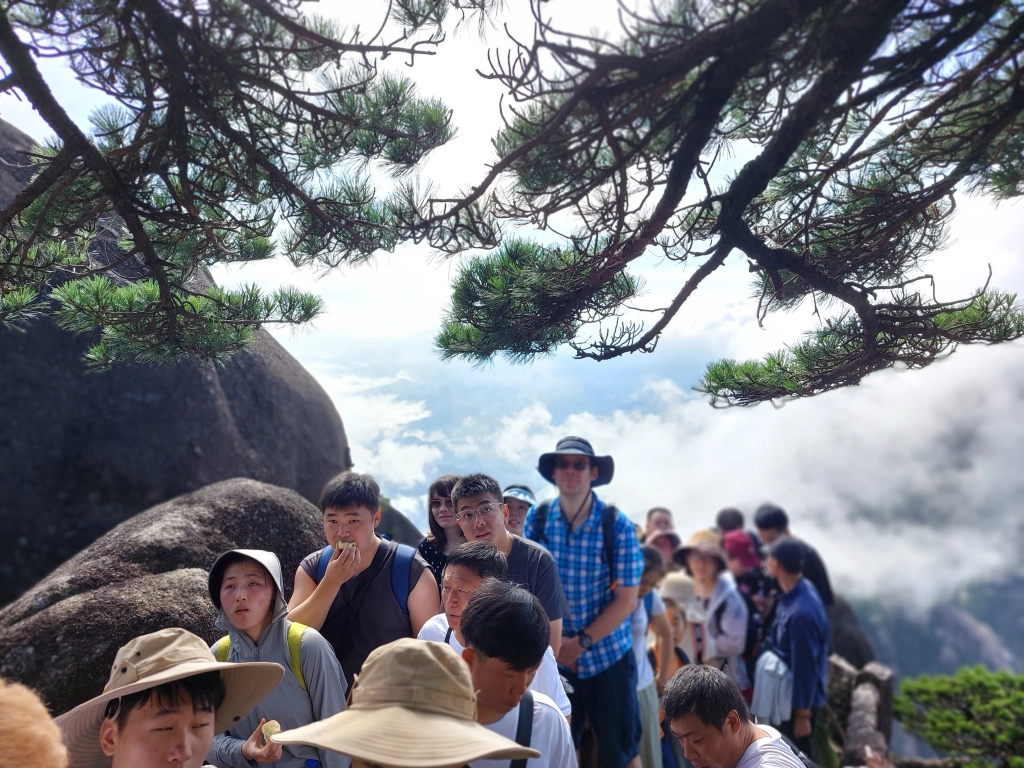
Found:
[554,458,591,471]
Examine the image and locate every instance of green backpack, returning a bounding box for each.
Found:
[214,621,308,691]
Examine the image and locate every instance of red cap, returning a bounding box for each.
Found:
[722,530,761,570]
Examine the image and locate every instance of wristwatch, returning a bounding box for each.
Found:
[578,630,594,650]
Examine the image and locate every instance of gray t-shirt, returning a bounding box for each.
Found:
[506,535,569,622]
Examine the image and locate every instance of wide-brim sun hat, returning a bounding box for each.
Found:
[673,529,727,573]
[273,638,539,767]
[537,436,614,487]
[55,627,284,768]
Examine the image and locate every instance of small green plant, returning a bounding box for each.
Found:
[895,666,1024,768]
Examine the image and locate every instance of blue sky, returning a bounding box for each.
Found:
[3,0,1024,609]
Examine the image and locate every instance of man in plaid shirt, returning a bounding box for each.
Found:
[525,436,644,768]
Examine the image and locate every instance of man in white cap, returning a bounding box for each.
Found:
[525,436,643,768]
[272,637,540,768]
[54,627,284,768]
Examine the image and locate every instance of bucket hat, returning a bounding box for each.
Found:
[537,436,614,487]
[208,548,286,610]
[273,638,539,767]
[673,529,727,573]
[646,528,682,550]
[55,627,284,768]
[658,571,704,623]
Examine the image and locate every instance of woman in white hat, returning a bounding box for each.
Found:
[54,627,283,768]
[273,638,540,768]
[207,548,349,768]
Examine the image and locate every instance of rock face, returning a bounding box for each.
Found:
[830,596,876,669]
[0,479,327,715]
[0,118,356,605]
[0,315,352,604]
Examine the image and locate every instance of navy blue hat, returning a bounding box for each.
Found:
[537,436,614,487]
[765,536,805,575]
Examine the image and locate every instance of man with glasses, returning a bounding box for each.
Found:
[525,437,644,768]
[452,473,568,655]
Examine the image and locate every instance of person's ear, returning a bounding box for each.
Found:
[99,718,118,757]
[373,508,381,528]
[726,710,742,735]
[461,647,477,669]
[502,504,510,523]
[590,466,599,482]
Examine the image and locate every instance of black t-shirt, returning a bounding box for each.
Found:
[506,535,569,622]
[800,540,834,607]
[418,535,446,593]
[300,538,430,686]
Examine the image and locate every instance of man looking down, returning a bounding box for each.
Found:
[664,665,804,768]
[460,580,577,768]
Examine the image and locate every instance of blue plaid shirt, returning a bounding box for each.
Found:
[525,493,643,678]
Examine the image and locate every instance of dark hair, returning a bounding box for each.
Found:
[211,553,278,610]
[642,544,665,574]
[663,665,750,729]
[754,503,789,532]
[451,473,503,508]
[445,541,508,580]
[319,471,380,514]
[106,672,226,732]
[647,506,673,522]
[460,580,550,671]
[426,474,462,544]
[715,507,745,533]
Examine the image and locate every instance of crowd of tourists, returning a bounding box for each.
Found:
[0,435,846,768]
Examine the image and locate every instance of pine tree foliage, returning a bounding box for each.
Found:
[0,0,494,365]
[429,0,1024,404]
[895,666,1024,768]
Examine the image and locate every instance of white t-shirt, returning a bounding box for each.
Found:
[468,691,577,768]
[734,724,806,768]
[417,613,572,717]
[632,591,665,691]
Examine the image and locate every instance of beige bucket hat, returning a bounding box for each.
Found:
[274,638,540,767]
[673,528,727,573]
[55,627,284,768]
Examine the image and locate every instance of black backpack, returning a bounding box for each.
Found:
[532,499,620,576]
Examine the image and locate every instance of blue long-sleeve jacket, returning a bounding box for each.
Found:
[766,578,828,710]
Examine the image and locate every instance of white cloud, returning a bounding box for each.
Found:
[488,342,1024,609]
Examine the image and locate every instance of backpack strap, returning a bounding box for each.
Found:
[314,544,333,584]
[214,636,230,663]
[444,626,454,645]
[676,646,691,666]
[601,503,618,582]
[510,689,534,768]
[643,590,655,618]
[390,543,416,617]
[532,500,552,545]
[287,622,308,692]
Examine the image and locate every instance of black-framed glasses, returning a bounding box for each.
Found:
[457,502,503,524]
[555,457,590,471]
